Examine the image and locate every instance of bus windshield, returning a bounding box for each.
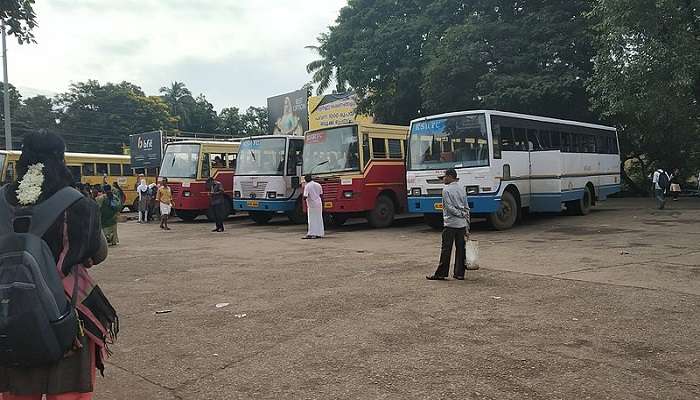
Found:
[303,126,360,175]
[160,144,200,179]
[408,114,489,171]
[236,137,286,176]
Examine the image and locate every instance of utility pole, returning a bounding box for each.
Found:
[1,20,11,150]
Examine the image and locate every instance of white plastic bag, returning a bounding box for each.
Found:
[465,240,479,268]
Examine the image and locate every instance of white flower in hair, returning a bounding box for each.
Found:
[16,163,45,205]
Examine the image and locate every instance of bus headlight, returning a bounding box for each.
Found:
[411,188,422,196]
[234,191,241,198]
[343,191,353,198]
[183,191,191,197]
[466,186,479,195]
[267,191,277,199]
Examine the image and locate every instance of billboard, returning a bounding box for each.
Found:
[267,89,309,135]
[129,131,163,169]
[308,92,373,131]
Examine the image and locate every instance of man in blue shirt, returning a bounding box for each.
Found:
[427,168,474,280]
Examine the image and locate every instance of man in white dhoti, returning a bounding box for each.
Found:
[303,174,324,239]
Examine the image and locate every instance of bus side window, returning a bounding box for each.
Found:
[201,154,211,178]
[109,163,122,176]
[388,139,402,159]
[362,134,370,166]
[6,162,15,183]
[491,125,502,159]
[96,163,108,176]
[372,138,387,159]
[227,154,237,169]
[83,163,95,176]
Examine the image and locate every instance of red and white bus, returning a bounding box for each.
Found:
[158,140,240,221]
[302,122,409,228]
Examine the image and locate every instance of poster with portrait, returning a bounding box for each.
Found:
[267,89,309,136]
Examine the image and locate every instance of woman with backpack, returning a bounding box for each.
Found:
[0,132,118,400]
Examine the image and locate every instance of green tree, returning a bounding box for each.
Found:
[241,106,269,136]
[218,106,245,135]
[159,81,194,130]
[588,0,700,191]
[185,94,218,133]
[56,80,177,153]
[17,95,57,130]
[0,0,37,44]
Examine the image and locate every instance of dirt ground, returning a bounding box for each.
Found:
[91,197,700,400]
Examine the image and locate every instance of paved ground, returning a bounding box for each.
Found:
[92,197,700,400]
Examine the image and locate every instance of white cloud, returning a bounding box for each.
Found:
[7,0,345,109]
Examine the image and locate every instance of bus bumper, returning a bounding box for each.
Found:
[234,199,297,212]
[407,195,501,214]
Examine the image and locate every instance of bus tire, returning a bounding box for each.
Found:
[424,213,443,230]
[569,186,593,216]
[250,211,273,225]
[287,200,306,224]
[329,213,350,227]
[176,210,198,222]
[368,195,395,228]
[487,191,518,230]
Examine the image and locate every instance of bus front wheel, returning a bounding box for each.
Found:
[487,191,518,230]
[176,210,199,222]
[424,214,443,230]
[250,211,273,225]
[368,195,395,228]
[287,200,306,224]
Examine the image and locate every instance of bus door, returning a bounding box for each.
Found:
[528,129,562,212]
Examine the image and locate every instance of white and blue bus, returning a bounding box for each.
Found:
[406,110,621,230]
[233,135,305,224]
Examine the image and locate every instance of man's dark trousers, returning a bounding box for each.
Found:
[434,227,466,278]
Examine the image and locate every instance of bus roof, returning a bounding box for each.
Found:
[410,110,617,132]
[0,150,130,159]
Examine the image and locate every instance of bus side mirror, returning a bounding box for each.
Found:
[291,176,301,188]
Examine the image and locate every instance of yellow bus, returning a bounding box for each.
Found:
[0,150,157,210]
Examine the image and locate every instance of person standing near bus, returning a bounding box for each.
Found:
[302,174,324,239]
[157,178,173,230]
[207,177,227,232]
[652,168,670,209]
[427,168,473,281]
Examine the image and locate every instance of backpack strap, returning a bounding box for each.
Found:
[27,187,85,237]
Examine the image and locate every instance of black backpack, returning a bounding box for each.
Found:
[657,170,669,190]
[0,186,84,367]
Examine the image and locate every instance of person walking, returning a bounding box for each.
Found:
[136,179,151,223]
[0,131,118,400]
[302,174,324,239]
[652,168,670,209]
[207,177,227,232]
[427,168,476,281]
[669,168,682,201]
[157,178,173,230]
[96,184,121,246]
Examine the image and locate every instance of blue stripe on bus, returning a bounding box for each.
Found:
[233,199,297,212]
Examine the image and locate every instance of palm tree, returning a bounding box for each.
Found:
[305,33,349,95]
[159,82,194,130]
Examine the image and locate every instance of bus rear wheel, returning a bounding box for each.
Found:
[487,191,518,230]
[568,186,593,216]
[424,213,443,230]
[368,195,395,228]
[250,211,273,225]
[176,210,199,222]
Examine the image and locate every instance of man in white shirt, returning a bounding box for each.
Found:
[652,168,670,209]
[302,174,324,239]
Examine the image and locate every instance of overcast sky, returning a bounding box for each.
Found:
[8,0,346,110]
